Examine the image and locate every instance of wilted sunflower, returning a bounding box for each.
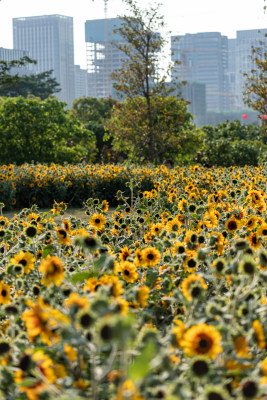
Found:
[89,213,106,231]
[39,256,64,286]
[10,250,36,274]
[141,247,161,267]
[180,323,223,359]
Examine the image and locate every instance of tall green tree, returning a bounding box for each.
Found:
[105,96,200,164]
[0,96,96,164]
[71,97,116,160]
[0,57,60,99]
[110,0,183,163]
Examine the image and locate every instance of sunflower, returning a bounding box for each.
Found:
[141,247,161,267]
[247,232,261,250]
[150,223,164,236]
[245,216,259,231]
[180,323,223,359]
[181,274,208,301]
[10,250,36,274]
[120,261,139,283]
[0,281,11,305]
[101,200,109,212]
[89,213,106,231]
[166,219,181,234]
[39,256,64,287]
[225,218,241,233]
[203,210,218,229]
[257,222,267,239]
[134,248,144,267]
[22,298,70,345]
[172,319,186,347]
[119,246,131,262]
[233,335,250,358]
[64,292,89,309]
[137,286,150,307]
[62,219,71,233]
[56,228,71,246]
[252,320,266,349]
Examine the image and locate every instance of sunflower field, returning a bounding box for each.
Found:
[0,164,266,400]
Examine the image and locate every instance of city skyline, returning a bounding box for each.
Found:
[0,0,266,69]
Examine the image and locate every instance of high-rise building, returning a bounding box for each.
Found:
[85,18,124,98]
[0,47,31,76]
[171,32,229,111]
[13,15,75,106]
[235,28,267,109]
[74,65,89,99]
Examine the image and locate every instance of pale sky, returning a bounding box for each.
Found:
[0,0,266,69]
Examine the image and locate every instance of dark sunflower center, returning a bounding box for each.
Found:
[188,259,197,268]
[207,393,223,400]
[58,229,67,238]
[228,221,237,230]
[262,229,267,235]
[147,253,154,260]
[172,224,179,231]
[19,259,27,266]
[95,219,100,224]
[197,335,212,353]
[216,261,224,272]
[1,290,7,297]
[247,219,253,226]
[124,270,130,276]
[252,236,257,244]
[192,360,209,376]
[243,262,254,274]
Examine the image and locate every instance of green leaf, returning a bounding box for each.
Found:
[42,244,55,258]
[129,341,155,382]
[71,271,97,283]
[146,269,158,288]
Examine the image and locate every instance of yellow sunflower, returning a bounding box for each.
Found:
[137,286,150,308]
[119,246,131,262]
[252,320,266,349]
[225,218,241,233]
[166,219,181,234]
[181,274,208,301]
[0,281,11,305]
[89,213,106,231]
[245,216,259,231]
[10,250,36,274]
[180,323,223,359]
[56,228,71,246]
[120,261,139,283]
[141,247,161,267]
[150,223,164,236]
[39,256,64,287]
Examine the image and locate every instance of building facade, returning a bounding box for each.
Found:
[85,18,124,98]
[74,65,89,99]
[0,47,31,76]
[13,15,75,106]
[171,32,229,112]
[234,28,267,109]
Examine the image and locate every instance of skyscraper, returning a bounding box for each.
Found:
[13,15,75,106]
[0,47,31,76]
[235,28,267,109]
[171,32,229,111]
[85,18,124,98]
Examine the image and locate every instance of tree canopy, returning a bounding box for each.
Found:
[0,57,60,99]
[0,96,96,164]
